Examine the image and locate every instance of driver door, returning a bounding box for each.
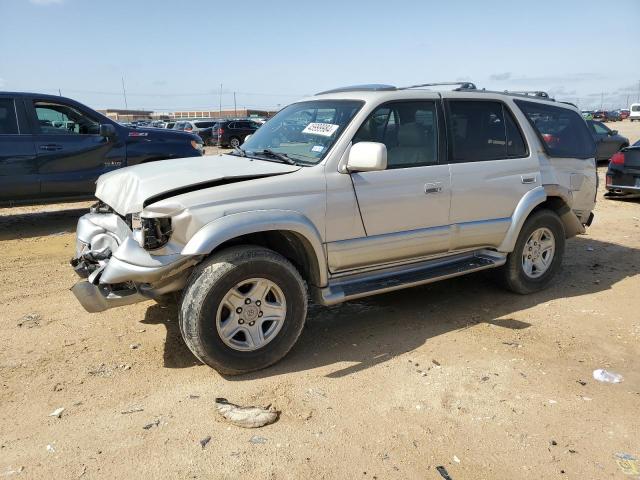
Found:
[28,98,119,197]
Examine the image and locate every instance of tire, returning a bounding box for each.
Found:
[229,136,241,148]
[179,246,308,375]
[497,209,565,294]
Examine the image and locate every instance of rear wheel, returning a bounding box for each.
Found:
[497,209,565,294]
[229,136,241,148]
[179,246,307,375]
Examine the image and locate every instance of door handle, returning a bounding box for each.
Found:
[424,182,443,194]
[39,144,63,151]
[521,175,537,184]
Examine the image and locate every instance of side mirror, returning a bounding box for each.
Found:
[346,142,387,172]
[99,123,116,139]
[609,130,618,136]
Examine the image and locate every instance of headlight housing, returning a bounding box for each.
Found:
[131,213,172,250]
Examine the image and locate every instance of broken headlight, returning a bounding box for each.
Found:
[132,213,172,250]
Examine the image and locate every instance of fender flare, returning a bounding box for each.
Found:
[181,209,328,286]
[497,186,547,252]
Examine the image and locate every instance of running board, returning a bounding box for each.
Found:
[315,251,506,306]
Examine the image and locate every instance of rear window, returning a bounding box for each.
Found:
[632,105,640,112]
[515,100,595,159]
[0,99,19,134]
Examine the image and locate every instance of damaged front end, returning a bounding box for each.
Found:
[70,202,198,313]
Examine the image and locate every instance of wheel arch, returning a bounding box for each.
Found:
[498,185,585,252]
[181,210,327,287]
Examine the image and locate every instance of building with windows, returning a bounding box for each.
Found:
[169,108,277,120]
[97,109,154,122]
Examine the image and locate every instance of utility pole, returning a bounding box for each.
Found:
[637,80,640,103]
[219,83,222,118]
[121,77,128,110]
[233,92,237,117]
[600,92,604,111]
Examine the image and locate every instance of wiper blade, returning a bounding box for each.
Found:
[260,149,297,165]
[230,147,246,157]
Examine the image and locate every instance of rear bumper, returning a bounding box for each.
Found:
[606,184,640,194]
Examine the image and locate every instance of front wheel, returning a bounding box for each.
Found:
[497,209,565,294]
[179,246,307,375]
[229,136,241,148]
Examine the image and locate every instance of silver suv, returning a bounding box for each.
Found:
[70,82,597,374]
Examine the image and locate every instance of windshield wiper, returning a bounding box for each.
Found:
[230,146,246,157]
[259,149,297,165]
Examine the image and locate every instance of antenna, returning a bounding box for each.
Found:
[121,77,128,110]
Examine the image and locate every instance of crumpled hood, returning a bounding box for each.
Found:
[95,154,301,215]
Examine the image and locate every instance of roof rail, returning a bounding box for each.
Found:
[399,81,477,91]
[315,84,396,95]
[504,90,550,99]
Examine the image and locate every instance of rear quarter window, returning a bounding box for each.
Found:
[515,100,595,159]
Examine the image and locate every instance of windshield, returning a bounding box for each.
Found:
[241,100,363,164]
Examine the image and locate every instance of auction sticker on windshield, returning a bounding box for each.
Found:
[302,123,339,137]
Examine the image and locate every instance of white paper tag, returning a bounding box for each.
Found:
[302,122,339,137]
[311,145,324,153]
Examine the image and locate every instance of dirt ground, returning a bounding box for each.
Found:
[1,122,639,479]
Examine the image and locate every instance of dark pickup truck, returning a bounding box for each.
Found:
[0,92,204,205]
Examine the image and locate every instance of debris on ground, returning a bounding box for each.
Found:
[215,398,279,428]
[129,343,141,350]
[49,407,65,418]
[614,452,639,476]
[46,444,55,453]
[249,435,267,444]
[143,419,160,430]
[453,455,461,463]
[2,466,24,476]
[189,395,200,400]
[87,363,113,377]
[120,405,144,414]
[17,313,41,328]
[577,380,587,386]
[593,369,623,383]
[199,436,212,449]
[436,465,453,479]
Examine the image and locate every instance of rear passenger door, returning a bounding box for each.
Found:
[0,95,39,202]
[445,98,538,251]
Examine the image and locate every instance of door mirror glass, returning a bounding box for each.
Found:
[346,142,387,172]
[99,123,116,138]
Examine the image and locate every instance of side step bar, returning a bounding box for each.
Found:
[316,251,506,306]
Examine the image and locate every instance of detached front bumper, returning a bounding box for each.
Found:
[70,211,197,313]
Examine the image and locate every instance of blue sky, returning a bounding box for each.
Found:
[1,0,639,112]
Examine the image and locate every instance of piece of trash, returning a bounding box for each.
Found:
[249,435,267,444]
[432,359,441,367]
[189,395,200,399]
[615,452,640,476]
[215,398,279,429]
[136,329,146,333]
[550,440,558,446]
[199,436,211,449]
[46,444,55,453]
[49,407,65,418]
[17,313,41,328]
[453,455,460,463]
[121,405,144,414]
[143,419,160,430]
[548,399,557,404]
[2,466,24,476]
[129,343,141,350]
[436,466,453,480]
[593,369,623,383]
[581,396,592,401]
[586,246,594,251]
[577,380,587,386]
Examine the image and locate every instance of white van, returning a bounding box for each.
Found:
[630,103,640,122]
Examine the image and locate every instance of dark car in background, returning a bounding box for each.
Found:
[173,120,218,145]
[0,92,203,205]
[606,140,640,197]
[606,110,622,122]
[211,120,261,148]
[587,120,629,161]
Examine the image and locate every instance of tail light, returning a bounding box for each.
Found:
[542,133,559,146]
[610,152,625,165]
[605,175,612,186]
[217,128,225,135]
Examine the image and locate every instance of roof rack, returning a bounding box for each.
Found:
[504,90,550,99]
[399,82,477,91]
[315,84,396,95]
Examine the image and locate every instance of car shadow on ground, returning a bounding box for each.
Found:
[139,235,639,377]
[0,207,89,241]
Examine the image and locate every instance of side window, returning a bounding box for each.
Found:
[590,121,609,135]
[353,101,439,169]
[447,100,527,162]
[0,99,19,134]
[514,100,595,159]
[34,101,99,135]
